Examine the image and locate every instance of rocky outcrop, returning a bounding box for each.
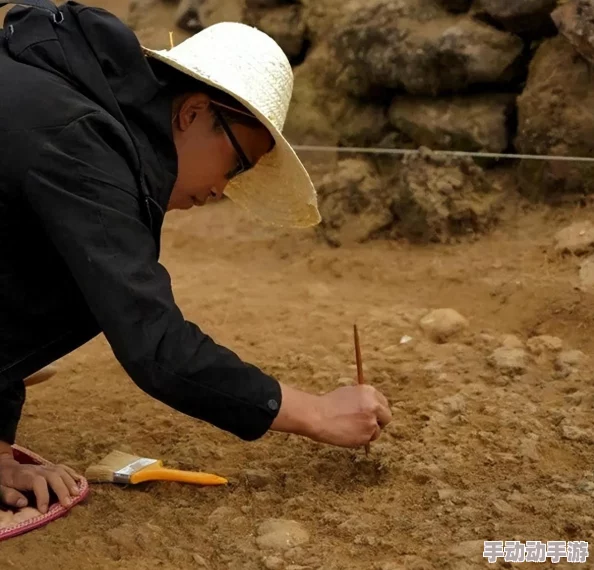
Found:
[245,0,290,7]
[284,44,398,147]
[437,0,472,13]
[473,0,557,36]
[391,151,504,243]
[316,159,393,247]
[300,0,360,43]
[197,0,245,27]
[515,35,594,200]
[174,0,202,32]
[138,0,594,237]
[128,0,194,48]
[389,94,515,153]
[331,0,525,97]
[316,151,504,246]
[172,0,307,62]
[552,0,594,65]
[244,5,307,62]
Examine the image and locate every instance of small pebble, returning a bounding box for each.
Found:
[526,335,563,355]
[241,469,274,490]
[192,553,208,567]
[419,308,468,343]
[450,539,485,558]
[256,519,310,551]
[500,334,524,349]
[554,221,594,255]
[561,424,594,444]
[488,347,527,374]
[492,499,515,515]
[378,564,405,570]
[337,377,354,386]
[557,350,585,368]
[579,255,594,288]
[207,506,242,528]
[519,438,540,461]
[262,556,284,570]
[437,488,456,501]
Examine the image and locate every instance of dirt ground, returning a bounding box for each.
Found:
[3,189,594,570]
[3,2,594,570]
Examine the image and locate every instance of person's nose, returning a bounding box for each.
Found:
[210,184,226,201]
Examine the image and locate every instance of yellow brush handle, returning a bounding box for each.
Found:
[130,465,227,486]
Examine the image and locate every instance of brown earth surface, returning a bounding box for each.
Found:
[3,2,594,570]
[5,194,594,570]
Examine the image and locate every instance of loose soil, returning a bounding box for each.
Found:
[4,193,594,570]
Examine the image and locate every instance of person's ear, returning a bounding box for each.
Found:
[176,92,211,132]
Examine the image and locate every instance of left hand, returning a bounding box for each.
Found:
[0,490,42,529]
[0,455,81,514]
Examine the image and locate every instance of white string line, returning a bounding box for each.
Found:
[291,144,594,163]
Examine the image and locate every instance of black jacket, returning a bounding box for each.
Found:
[0,1,282,444]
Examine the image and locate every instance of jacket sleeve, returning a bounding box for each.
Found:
[23,112,282,442]
[0,380,25,445]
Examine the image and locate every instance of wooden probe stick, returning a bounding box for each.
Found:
[354,324,370,456]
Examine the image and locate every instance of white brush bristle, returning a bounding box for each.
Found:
[84,450,146,482]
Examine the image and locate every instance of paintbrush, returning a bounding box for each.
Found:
[354,324,371,456]
[85,450,228,486]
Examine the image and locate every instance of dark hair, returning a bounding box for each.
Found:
[150,59,263,129]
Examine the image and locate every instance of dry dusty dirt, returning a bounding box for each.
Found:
[4,188,594,570]
[3,1,594,570]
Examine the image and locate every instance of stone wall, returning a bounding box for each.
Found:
[132,0,594,244]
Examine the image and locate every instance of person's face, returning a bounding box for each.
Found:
[168,93,274,211]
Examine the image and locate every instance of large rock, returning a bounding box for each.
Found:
[389,94,514,153]
[198,0,245,26]
[245,0,289,7]
[245,5,307,62]
[128,0,194,48]
[515,36,594,200]
[552,0,594,65]
[390,151,504,243]
[315,159,393,247]
[300,0,360,43]
[331,0,524,97]
[437,0,472,13]
[175,0,203,32]
[473,0,557,35]
[285,44,397,146]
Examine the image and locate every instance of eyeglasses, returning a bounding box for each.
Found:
[211,101,254,180]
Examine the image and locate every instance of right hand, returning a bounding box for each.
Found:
[309,385,392,448]
[272,383,392,449]
[0,454,81,514]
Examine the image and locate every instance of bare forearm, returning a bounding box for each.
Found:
[269,382,393,449]
[270,382,322,439]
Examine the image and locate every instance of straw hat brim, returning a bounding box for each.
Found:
[142,46,321,229]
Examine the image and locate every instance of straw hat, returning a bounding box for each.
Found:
[142,23,321,228]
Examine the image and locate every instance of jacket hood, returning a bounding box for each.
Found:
[3,1,178,213]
